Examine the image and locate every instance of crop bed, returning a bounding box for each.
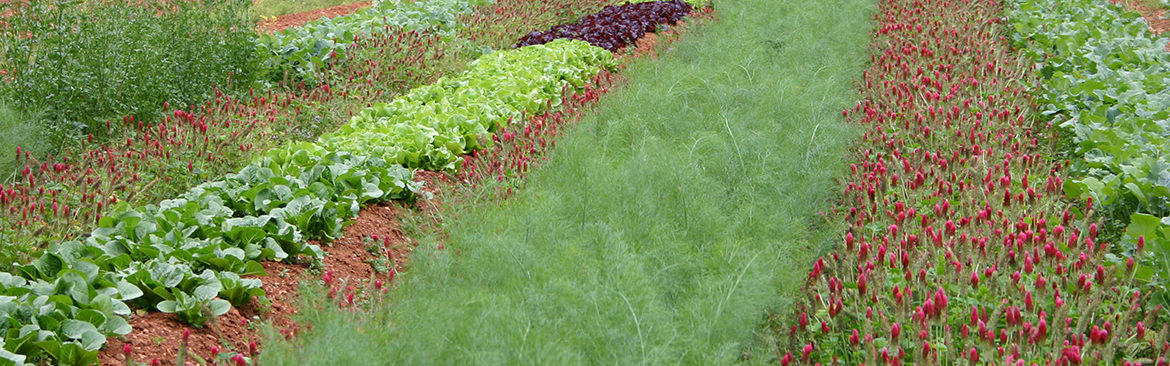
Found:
[257,2,372,32]
[5,0,1170,364]
[0,0,704,364]
[1009,0,1170,305]
[773,0,1169,364]
[253,0,870,361]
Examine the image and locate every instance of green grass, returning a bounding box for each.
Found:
[251,0,367,20]
[0,102,49,182]
[0,101,50,265]
[259,0,874,363]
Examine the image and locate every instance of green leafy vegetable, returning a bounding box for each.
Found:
[0,31,615,365]
[1008,0,1170,304]
[322,39,616,171]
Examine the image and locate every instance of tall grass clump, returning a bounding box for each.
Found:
[0,0,260,146]
[0,101,47,181]
[259,0,875,363]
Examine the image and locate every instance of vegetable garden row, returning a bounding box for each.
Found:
[256,0,874,362]
[774,0,1170,364]
[1,0,704,364]
[0,0,681,266]
[0,0,486,266]
[3,0,1170,364]
[1010,0,1170,302]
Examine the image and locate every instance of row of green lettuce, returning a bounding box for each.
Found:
[321,40,615,171]
[0,39,614,366]
[1007,0,1170,299]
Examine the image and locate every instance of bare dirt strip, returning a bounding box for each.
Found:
[258,1,371,32]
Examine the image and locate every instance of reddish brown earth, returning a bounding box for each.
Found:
[1112,0,1170,49]
[101,261,305,366]
[257,1,371,32]
[97,201,411,365]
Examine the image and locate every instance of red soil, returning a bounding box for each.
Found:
[96,201,411,365]
[257,1,371,32]
[100,261,305,366]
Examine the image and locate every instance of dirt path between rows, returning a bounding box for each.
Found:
[257,1,371,32]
